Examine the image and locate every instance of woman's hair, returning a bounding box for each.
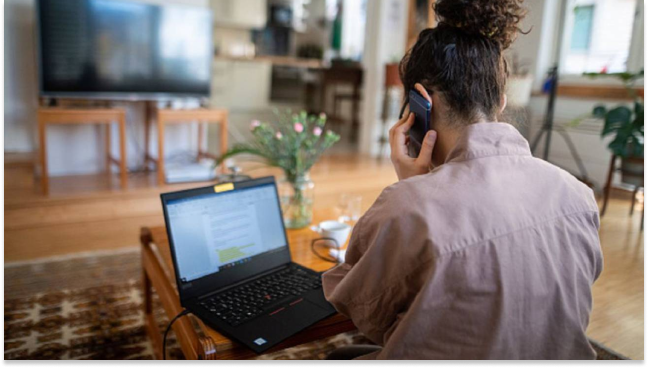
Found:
[399,0,527,125]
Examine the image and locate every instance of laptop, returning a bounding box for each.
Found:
[160,176,337,354]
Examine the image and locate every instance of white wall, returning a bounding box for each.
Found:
[358,0,408,157]
[4,0,38,152]
[4,0,209,176]
[507,0,562,90]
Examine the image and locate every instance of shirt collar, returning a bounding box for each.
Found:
[445,122,532,164]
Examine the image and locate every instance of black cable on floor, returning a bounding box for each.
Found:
[163,309,191,360]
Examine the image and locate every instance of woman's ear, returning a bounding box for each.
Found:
[500,94,508,113]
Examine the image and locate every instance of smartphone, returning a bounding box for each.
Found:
[407,89,432,158]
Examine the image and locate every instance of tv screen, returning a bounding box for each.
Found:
[36,0,212,99]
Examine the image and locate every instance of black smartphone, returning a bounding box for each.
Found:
[407,89,432,158]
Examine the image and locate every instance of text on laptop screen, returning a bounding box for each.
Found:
[166,184,287,282]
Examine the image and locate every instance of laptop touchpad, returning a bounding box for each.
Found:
[271,299,330,327]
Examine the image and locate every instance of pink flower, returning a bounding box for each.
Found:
[294,122,304,133]
[319,112,326,119]
[313,126,323,136]
[275,131,283,139]
[250,120,261,130]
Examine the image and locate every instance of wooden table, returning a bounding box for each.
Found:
[140,208,356,359]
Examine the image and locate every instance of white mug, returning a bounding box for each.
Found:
[311,220,352,249]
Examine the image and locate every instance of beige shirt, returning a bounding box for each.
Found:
[322,123,603,359]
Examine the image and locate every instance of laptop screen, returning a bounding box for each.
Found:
[166,183,288,283]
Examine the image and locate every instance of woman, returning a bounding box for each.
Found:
[323,0,602,360]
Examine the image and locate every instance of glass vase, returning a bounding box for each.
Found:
[279,172,315,229]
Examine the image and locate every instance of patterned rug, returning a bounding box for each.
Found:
[4,249,628,360]
[4,248,371,360]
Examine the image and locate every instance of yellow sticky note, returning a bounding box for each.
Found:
[214,182,234,193]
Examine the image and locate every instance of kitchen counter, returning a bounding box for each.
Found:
[214,54,325,69]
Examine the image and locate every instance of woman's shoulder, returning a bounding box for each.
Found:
[363,172,442,222]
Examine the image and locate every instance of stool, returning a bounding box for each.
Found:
[37,108,127,195]
[601,154,644,230]
[144,108,228,186]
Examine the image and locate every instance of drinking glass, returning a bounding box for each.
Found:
[337,193,362,224]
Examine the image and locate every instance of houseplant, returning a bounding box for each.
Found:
[218,110,340,229]
[585,70,644,186]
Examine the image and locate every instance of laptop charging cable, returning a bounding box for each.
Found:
[311,238,342,265]
[163,309,191,360]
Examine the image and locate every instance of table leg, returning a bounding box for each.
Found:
[143,268,161,358]
[105,124,112,173]
[320,76,327,114]
[220,116,228,173]
[158,116,165,186]
[141,229,163,359]
[38,116,49,196]
[144,102,153,171]
[199,337,217,360]
[631,186,639,215]
[352,82,360,141]
[601,155,616,217]
[118,115,127,190]
[304,81,316,114]
[197,122,204,161]
[141,237,203,359]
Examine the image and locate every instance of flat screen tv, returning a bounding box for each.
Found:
[36,0,212,100]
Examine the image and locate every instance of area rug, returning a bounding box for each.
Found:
[4,249,628,360]
[4,248,371,360]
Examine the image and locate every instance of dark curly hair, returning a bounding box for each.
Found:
[400,0,527,125]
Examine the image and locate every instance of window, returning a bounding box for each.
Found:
[561,0,640,74]
[570,5,594,51]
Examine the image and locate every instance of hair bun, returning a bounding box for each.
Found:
[434,0,526,49]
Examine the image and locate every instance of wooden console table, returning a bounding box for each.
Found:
[37,108,127,195]
[140,208,356,359]
[144,108,228,186]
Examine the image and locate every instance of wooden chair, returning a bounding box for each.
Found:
[144,108,228,186]
[37,108,127,195]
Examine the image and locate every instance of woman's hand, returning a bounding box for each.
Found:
[389,83,437,181]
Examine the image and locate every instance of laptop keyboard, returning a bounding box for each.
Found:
[199,266,323,327]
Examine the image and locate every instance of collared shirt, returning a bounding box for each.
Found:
[322,122,603,359]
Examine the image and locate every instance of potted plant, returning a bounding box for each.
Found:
[585,70,644,187]
[218,110,340,229]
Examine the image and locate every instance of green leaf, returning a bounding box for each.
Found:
[217,144,274,165]
[592,105,607,119]
[608,134,631,157]
[601,106,632,137]
[634,101,644,127]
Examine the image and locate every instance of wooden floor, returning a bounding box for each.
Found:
[4,153,644,359]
